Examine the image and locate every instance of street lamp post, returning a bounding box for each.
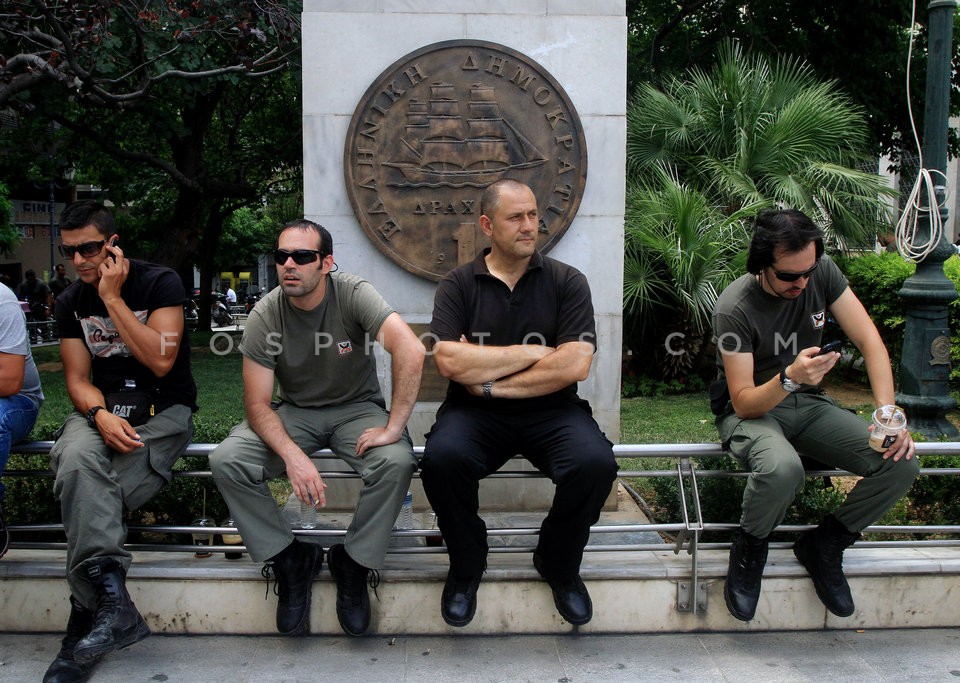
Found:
[48,177,56,276]
[897,0,958,439]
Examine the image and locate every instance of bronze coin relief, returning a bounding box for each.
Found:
[344,40,588,281]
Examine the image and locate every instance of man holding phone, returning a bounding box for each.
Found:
[44,200,197,682]
[711,208,918,623]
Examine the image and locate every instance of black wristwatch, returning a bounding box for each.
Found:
[86,405,105,428]
[779,369,801,393]
[482,381,494,399]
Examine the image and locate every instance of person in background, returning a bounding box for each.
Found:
[49,263,73,299]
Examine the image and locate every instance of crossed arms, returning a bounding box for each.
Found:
[432,337,594,399]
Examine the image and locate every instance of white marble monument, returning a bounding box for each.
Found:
[301,0,626,508]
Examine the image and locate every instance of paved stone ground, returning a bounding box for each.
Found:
[2,628,959,682]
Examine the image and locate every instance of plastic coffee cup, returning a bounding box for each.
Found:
[221,517,243,560]
[869,405,907,452]
[191,517,214,558]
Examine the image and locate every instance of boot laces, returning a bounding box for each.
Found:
[818,536,847,584]
[340,564,381,605]
[736,539,767,588]
[261,562,280,600]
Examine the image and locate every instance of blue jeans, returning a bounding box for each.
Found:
[0,394,40,501]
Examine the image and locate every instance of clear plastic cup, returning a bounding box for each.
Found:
[299,498,317,530]
[869,405,907,452]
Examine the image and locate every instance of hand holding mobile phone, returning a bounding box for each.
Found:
[816,340,842,356]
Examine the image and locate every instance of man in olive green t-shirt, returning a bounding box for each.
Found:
[210,219,425,637]
[712,209,918,623]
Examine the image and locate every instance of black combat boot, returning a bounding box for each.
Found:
[264,539,324,635]
[793,514,861,617]
[327,543,379,636]
[724,528,769,621]
[42,597,101,683]
[72,559,150,663]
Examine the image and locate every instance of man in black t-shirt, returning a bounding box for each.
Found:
[15,268,52,321]
[49,263,72,299]
[43,201,197,683]
[420,179,617,629]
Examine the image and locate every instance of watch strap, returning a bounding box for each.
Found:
[482,381,494,399]
[86,405,105,428]
[779,368,800,392]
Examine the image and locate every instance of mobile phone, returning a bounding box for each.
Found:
[108,237,118,262]
[816,340,842,356]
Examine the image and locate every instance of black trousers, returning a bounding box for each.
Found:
[420,401,617,579]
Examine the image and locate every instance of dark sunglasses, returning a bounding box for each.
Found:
[58,240,106,259]
[273,249,325,266]
[773,260,820,283]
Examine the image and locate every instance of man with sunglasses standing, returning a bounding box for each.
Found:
[210,219,424,637]
[712,208,918,624]
[44,200,197,682]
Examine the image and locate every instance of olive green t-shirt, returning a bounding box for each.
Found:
[240,273,394,408]
[712,255,848,388]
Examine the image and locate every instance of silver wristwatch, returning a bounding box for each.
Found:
[779,368,801,393]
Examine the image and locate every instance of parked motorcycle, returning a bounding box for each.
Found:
[189,288,233,327]
[243,286,264,314]
[210,291,233,327]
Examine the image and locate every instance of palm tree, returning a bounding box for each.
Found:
[624,41,896,380]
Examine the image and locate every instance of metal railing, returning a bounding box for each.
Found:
[25,320,58,345]
[6,440,960,614]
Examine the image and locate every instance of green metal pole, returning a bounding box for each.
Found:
[897,0,958,439]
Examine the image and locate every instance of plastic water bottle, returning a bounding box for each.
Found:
[398,491,414,530]
[299,497,317,530]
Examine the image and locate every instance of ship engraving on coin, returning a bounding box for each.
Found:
[344,40,588,281]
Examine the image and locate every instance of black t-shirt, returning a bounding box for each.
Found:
[55,259,198,412]
[431,250,596,410]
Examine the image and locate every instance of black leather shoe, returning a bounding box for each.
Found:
[724,528,769,622]
[440,570,482,627]
[533,551,592,625]
[72,559,150,663]
[43,596,101,683]
[794,515,860,617]
[264,540,324,635]
[327,543,378,636]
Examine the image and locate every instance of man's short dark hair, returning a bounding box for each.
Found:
[25,269,36,279]
[60,200,115,236]
[480,178,532,218]
[280,219,333,257]
[746,209,825,275]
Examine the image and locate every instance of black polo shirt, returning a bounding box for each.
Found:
[430,249,596,409]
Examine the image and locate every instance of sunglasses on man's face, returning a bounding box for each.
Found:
[273,249,324,266]
[772,260,820,283]
[58,240,106,259]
